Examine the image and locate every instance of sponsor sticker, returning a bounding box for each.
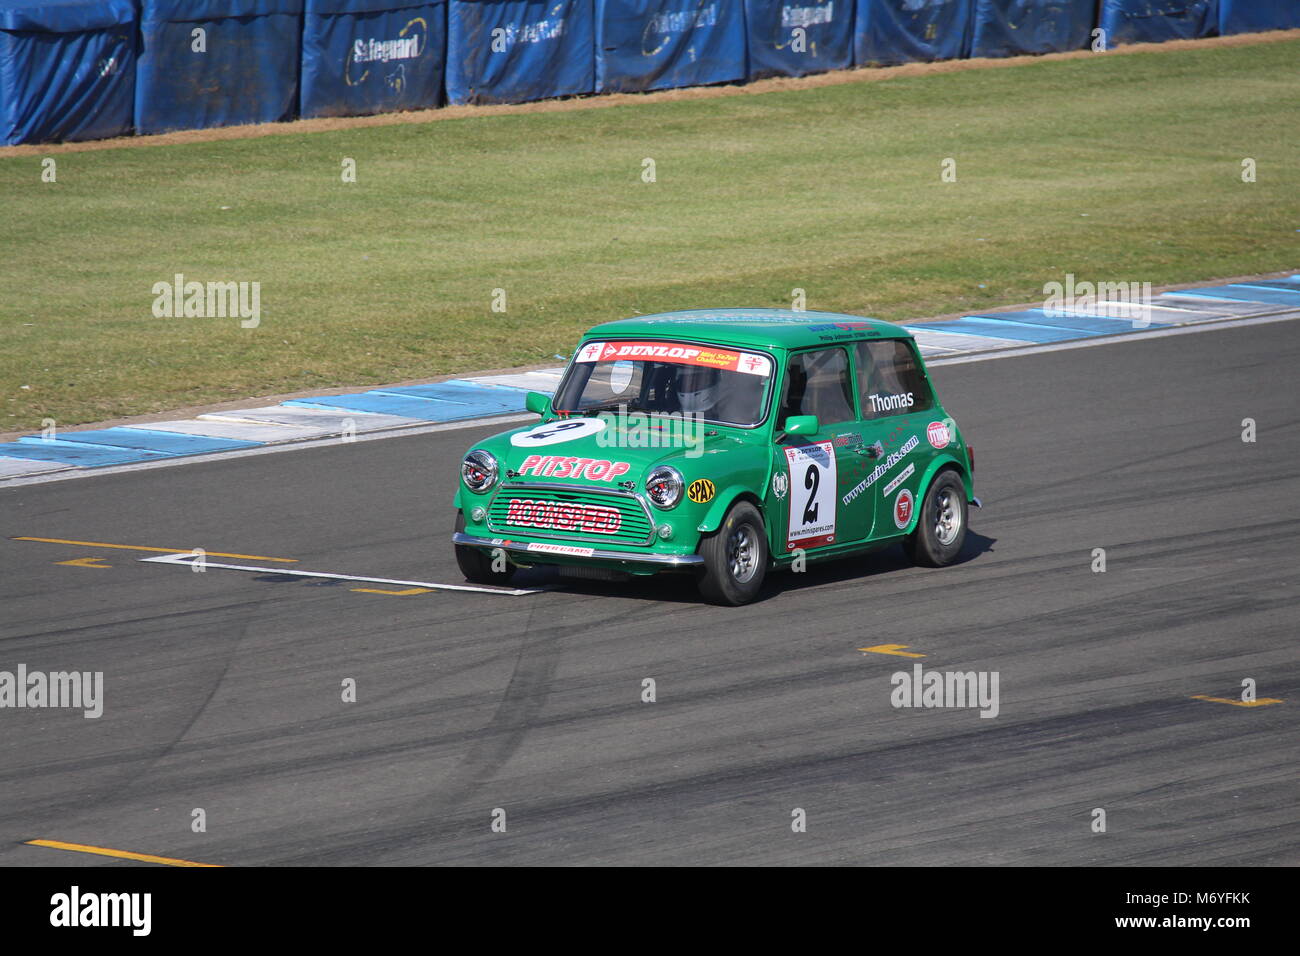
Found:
[510,418,606,448]
[927,421,951,449]
[842,435,919,505]
[784,441,837,549]
[832,432,862,448]
[505,499,622,535]
[881,463,915,498]
[574,340,771,377]
[686,478,716,504]
[771,471,788,500]
[893,488,914,529]
[808,321,872,332]
[515,454,632,482]
[527,542,595,557]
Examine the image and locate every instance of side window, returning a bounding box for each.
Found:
[855,340,934,420]
[778,348,855,428]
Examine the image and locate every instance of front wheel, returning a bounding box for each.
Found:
[454,511,516,584]
[902,470,968,567]
[696,501,768,606]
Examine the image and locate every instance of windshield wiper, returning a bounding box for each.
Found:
[577,401,649,416]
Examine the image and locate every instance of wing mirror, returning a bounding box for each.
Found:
[783,415,819,436]
[525,391,550,416]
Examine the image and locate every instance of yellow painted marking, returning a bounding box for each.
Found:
[1191,695,1284,708]
[24,839,222,868]
[15,537,296,563]
[350,587,434,596]
[56,556,112,568]
[859,644,926,658]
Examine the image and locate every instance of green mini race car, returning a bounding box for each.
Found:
[451,309,979,605]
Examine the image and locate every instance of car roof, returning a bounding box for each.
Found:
[583,309,911,350]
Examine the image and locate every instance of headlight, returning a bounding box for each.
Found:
[645,466,684,509]
[462,449,498,493]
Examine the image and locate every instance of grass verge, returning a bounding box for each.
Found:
[2,37,1297,428]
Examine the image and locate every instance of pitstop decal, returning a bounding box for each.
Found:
[515,455,632,482]
[784,441,837,549]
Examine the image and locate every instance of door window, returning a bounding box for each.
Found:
[855,340,933,420]
[778,348,856,428]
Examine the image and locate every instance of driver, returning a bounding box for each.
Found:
[675,364,721,416]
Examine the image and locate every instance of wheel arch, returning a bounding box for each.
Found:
[903,456,971,535]
[696,485,765,535]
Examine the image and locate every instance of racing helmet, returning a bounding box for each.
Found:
[676,365,720,415]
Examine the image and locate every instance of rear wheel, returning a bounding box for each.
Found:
[903,470,967,567]
[454,511,516,584]
[696,501,768,606]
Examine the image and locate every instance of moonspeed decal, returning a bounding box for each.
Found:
[516,454,631,481]
[511,418,606,447]
[784,441,837,549]
[505,499,622,535]
[881,463,915,498]
[575,341,771,377]
[686,478,716,503]
[842,435,919,505]
[927,421,951,449]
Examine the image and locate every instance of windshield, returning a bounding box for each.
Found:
[554,340,774,427]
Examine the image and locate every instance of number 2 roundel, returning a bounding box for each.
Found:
[510,417,606,447]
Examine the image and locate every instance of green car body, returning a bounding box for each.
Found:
[452,309,977,604]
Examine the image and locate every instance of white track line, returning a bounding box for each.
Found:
[4,310,1298,489]
[138,550,542,596]
[927,310,1300,366]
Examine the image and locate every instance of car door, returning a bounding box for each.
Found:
[770,346,871,554]
[851,338,938,537]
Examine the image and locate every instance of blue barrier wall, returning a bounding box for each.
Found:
[1219,0,1300,35]
[136,0,304,135]
[446,0,593,105]
[745,0,855,80]
[1099,0,1217,46]
[302,0,446,118]
[5,0,1293,145]
[855,0,973,66]
[0,0,135,145]
[969,0,1094,57]
[595,0,746,93]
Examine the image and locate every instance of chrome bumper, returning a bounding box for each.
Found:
[452,531,704,568]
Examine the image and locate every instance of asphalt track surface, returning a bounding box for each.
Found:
[2,319,1297,866]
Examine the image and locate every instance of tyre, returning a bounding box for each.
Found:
[454,511,516,584]
[902,470,968,568]
[696,500,768,606]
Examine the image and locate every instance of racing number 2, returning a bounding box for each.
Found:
[525,421,587,442]
[784,441,837,549]
[802,464,819,524]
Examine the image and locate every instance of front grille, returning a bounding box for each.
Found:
[487,483,656,546]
